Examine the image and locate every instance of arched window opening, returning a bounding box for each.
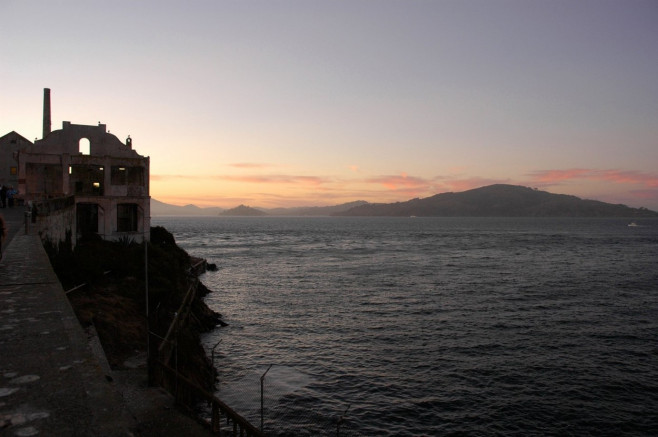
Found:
[79,138,90,155]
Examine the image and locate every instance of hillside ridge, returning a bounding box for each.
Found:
[151,185,657,217]
[336,184,658,217]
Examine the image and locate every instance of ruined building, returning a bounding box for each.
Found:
[2,89,150,244]
[0,131,33,189]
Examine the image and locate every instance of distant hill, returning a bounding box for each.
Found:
[151,199,224,216]
[267,201,369,216]
[153,187,657,218]
[335,185,658,217]
[220,204,268,217]
[152,199,369,217]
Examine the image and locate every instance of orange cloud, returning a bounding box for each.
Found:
[152,168,658,210]
[152,173,329,185]
[228,163,273,169]
[220,174,328,186]
[150,174,204,181]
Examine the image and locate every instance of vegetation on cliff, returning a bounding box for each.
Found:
[44,227,223,393]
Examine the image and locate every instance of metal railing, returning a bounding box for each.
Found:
[156,360,263,437]
[148,270,263,435]
[157,281,197,365]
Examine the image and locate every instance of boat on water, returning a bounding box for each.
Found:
[628,221,638,227]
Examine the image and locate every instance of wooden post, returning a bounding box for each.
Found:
[212,403,220,433]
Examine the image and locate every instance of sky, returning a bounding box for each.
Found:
[2,0,657,210]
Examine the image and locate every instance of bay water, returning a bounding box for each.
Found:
[151,216,658,436]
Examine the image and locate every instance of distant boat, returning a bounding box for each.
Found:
[628,222,638,227]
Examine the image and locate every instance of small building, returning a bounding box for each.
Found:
[8,88,150,244]
[0,131,33,188]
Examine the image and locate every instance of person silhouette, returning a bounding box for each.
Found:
[0,214,6,260]
[0,185,6,208]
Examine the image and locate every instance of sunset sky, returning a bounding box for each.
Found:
[2,1,657,210]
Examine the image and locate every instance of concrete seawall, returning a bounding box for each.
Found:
[0,210,132,435]
[0,208,212,436]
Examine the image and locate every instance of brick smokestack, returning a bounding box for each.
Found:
[43,88,51,138]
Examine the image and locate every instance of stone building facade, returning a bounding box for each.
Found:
[4,89,150,243]
[0,131,33,188]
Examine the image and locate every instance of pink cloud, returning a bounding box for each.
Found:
[364,174,510,200]
[529,168,658,188]
[362,173,434,199]
[594,170,658,187]
[527,169,592,183]
[366,173,429,190]
[440,177,510,193]
[628,189,658,201]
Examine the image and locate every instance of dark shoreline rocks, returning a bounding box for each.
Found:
[45,226,225,395]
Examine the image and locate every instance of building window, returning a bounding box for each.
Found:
[70,165,104,195]
[117,203,138,232]
[127,166,144,185]
[111,166,127,185]
[112,166,144,186]
[10,167,17,175]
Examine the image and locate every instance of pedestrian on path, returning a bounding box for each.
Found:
[0,214,6,260]
[7,187,16,208]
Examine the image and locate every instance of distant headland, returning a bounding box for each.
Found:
[220,204,268,216]
[152,185,658,217]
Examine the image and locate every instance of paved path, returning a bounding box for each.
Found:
[0,207,213,436]
[1,206,26,259]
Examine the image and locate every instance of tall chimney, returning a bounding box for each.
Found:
[43,88,51,138]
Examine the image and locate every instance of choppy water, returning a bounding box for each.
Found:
[151,216,658,436]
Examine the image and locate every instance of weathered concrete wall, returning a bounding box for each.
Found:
[31,122,139,158]
[0,131,32,187]
[33,196,76,248]
[74,195,150,243]
[31,195,151,246]
[20,153,149,200]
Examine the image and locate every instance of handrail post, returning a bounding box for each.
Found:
[153,360,264,436]
[210,339,222,390]
[261,364,273,433]
[212,402,220,433]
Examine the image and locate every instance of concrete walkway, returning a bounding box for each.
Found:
[0,207,213,436]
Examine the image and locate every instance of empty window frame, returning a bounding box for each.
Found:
[117,203,138,232]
